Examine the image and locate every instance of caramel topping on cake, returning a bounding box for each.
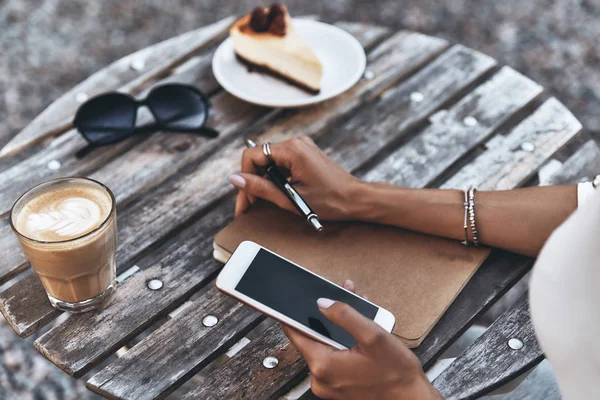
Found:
[249,7,269,32]
[247,4,286,36]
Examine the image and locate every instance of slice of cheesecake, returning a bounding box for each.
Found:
[230,4,323,94]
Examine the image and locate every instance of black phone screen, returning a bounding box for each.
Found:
[235,249,378,348]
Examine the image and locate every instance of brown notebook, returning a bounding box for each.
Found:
[213,202,491,347]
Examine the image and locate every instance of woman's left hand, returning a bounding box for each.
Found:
[282,280,442,400]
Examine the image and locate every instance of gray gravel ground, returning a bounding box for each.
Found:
[1,0,598,398]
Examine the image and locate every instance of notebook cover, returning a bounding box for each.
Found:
[214,201,491,347]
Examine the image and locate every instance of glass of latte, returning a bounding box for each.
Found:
[10,177,117,313]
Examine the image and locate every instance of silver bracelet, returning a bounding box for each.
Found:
[461,190,470,246]
[468,187,480,246]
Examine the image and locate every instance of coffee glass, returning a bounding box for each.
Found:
[10,177,117,313]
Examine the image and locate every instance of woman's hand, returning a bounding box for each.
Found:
[282,280,442,400]
[229,136,365,218]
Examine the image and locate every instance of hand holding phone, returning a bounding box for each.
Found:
[217,242,439,400]
[216,241,395,349]
[282,299,441,400]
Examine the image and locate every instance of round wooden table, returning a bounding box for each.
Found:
[0,16,588,399]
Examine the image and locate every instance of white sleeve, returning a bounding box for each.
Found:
[530,187,600,399]
[577,181,596,208]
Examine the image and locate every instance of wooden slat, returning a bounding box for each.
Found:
[485,360,560,400]
[0,21,391,289]
[86,287,262,399]
[181,324,307,400]
[79,45,501,397]
[362,66,542,185]
[0,221,24,285]
[1,28,446,338]
[433,295,543,399]
[442,98,583,190]
[544,139,600,185]
[0,16,235,158]
[0,268,62,339]
[335,22,390,49]
[320,44,497,172]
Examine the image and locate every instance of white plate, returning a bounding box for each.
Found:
[212,19,366,108]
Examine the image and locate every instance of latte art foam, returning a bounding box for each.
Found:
[25,197,103,239]
[15,184,112,242]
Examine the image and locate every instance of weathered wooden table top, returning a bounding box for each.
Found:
[0,16,590,399]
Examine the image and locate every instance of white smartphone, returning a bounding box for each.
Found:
[216,241,396,350]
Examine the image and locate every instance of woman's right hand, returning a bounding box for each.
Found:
[282,279,443,400]
[229,136,368,219]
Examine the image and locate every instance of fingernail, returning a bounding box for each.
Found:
[229,174,246,188]
[343,279,354,289]
[317,298,335,309]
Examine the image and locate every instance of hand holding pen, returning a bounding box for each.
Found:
[238,138,322,231]
[229,136,364,230]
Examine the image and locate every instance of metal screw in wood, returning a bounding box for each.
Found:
[202,315,218,327]
[520,142,535,152]
[508,338,524,350]
[130,58,145,71]
[47,160,61,170]
[147,279,163,290]
[263,356,279,369]
[463,116,478,127]
[410,91,424,102]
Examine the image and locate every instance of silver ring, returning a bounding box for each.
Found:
[262,142,274,163]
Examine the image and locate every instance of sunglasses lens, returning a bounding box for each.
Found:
[146,85,208,131]
[74,93,136,145]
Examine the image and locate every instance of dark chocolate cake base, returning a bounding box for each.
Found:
[235,53,320,95]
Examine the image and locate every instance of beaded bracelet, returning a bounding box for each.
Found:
[461,190,470,246]
[467,187,480,246]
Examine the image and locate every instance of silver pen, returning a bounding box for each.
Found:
[244,138,323,232]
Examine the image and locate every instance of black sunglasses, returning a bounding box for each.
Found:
[73,84,218,147]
